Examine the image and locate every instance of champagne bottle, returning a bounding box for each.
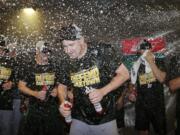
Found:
[85,86,103,114]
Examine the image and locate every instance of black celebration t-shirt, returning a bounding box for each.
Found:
[136,58,166,110]
[60,42,123,125]
[0,56,16,110]
[19,60,58,107]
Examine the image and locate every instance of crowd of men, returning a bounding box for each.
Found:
[0,24,179,135]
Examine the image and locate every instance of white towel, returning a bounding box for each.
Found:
[131,58,141,84]
[131,50,153,84]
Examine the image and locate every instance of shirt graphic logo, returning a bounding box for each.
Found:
[0,66,12,80]
[35,73,55,86]
[70,66,100,87]
[139,72,156,85]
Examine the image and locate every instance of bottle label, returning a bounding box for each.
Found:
[94,102,102,112]
[85,86,103,113]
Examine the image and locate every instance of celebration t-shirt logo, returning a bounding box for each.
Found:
[139,72,156,85]
[0,66,12,81]
[70,66,100,87]
[35,73,55,86]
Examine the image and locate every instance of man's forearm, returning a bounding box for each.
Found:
[101,69,129,96]
[57,84,67,103]
[18,81,37,97]
[148,61,166,83]
[101,75,127,96]
[169,77,180,92]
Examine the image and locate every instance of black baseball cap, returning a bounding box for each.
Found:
[36,41,51,54]
[138,39,152,50]
[58,24,82,42]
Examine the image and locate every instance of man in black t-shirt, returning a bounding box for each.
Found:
[18,41,65,135]
[0,35,16,135]
[58,24,130,135]
[131,40,166,135]
[167,54,180,135]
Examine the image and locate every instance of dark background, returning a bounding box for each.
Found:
[0,0,180,42]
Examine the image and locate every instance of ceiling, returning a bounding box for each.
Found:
[0,0,180,43]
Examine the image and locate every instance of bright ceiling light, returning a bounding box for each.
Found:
[23,8,35,16]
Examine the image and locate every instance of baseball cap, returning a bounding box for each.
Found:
[58,24,82,42]
[36,41,51,53]
[138,39,152,50]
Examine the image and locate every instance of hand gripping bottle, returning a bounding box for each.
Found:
[93,102,103,114]
[64,101,72,123]
[85,87,103,114]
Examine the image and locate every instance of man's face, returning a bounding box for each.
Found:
[41,52,49,61]
[62,39,83,59]
[36,49,49,62]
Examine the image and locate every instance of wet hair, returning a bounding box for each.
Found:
[58,24,82,42]
[3,48,9,53]
[0,35,6,47]
[139,39,152,50]
[0,35,10,53]
[0,41,5,47]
